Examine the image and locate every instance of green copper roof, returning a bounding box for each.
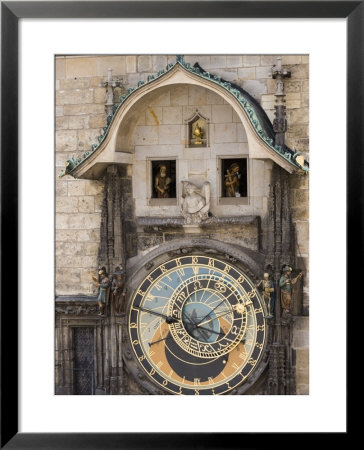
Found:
[59,55,308,177]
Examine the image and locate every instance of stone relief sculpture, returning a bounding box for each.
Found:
[279,265,303,314]
[181,180,210,224]
[154,163,172,198]
[257,272,275,318]
[112,266,126,316]
[92,266,111,316]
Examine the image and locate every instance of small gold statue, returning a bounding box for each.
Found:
[192,122,203,144]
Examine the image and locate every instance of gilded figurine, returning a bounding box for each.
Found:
[154,164,172,198]
[112,267,126,316]
[192,122,203,144]
[279,266,303,313]
[225,162,241,197]
[92,266,111,316]
[257,273,275,318]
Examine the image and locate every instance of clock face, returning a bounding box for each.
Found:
[128,255,266,395]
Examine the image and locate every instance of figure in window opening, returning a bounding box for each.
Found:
[257,273,275,318]
[154,163,172,198]
[279,266,303,314]
[112,266,126,316]
[92,266,111,316]
[225,162,241,197]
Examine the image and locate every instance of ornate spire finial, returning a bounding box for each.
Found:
[176,55,185,64]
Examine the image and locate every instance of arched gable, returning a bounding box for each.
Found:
[63,56,308,179]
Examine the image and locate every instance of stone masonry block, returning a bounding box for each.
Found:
[56,117,68,130]
[56,242,85,256]
[188,86,206,106]
[214,123,237,143]
[56,89,94,106]
[59,78,90,90]
[126,56,136,73]
[294,189,309,206]
[242,80,267,98]
[286,92,302,109]
[281,55,302,65]
[68,213,101,230]
[63,104,105,116]
[260,55,278,66]
[293,331,309,348]
[56,106,63,117]
[68,180,86,196]
[227,55,242,67]
[95,56,126,76]
[93,87,106,104]
[152,55,167,72]
[237,67,256,80]
[150,91,170,107]
[89,115,106,129]
[256,66,272,79]
[56,229,100,243]
[78,196,95,213]
[132,125,159,146]
[56,57,66,79]
[212,105,233,123]
[56,180,68,197]
[66,57,97,78]
[296,348,309,370]
[77,129,101,150]
[291,64,309,80]
[210,55,227,68]
[206,90,224,105]
[162,106,182,125]
[56,213,69,229]
[158,125,182,145]
[214,69,238,83]
[145,107,163,126]
[242,55,260,67]
[56,197,79,213]
[237,124,248,142]
[68,116,89,130]
[170,85,189,106]
[85,242,99,256]
[286,108,309,125]
[85,180,104,196]
[138,55,152,72]
[56,130,78,151]
[56,267,81,284]
[302,55,309,64]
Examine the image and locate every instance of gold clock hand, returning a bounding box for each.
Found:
[197,309,233,327]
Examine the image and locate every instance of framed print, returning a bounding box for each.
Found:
[1,1,358,447]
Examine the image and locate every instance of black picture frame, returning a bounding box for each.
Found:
[1,1,357,447]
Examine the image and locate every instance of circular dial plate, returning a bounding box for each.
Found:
[128,256,266,395]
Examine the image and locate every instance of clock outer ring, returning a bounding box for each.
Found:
[123,240,270,395]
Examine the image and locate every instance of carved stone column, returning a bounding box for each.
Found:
[272,56,291,149]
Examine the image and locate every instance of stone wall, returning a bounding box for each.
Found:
[56,54,309,298]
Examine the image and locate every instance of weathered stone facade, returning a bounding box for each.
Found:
[55,55,309,395]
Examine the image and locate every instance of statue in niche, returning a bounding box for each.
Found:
[192,122,204,144]
[112,266,126,316]
[279,266,303,314]
[92,266,111,316]
[225,162,241,197]
[154,163,172,198]
[181,181,210,224]
[257,273,275,318]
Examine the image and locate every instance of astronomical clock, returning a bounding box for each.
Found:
[126,255,267,395]
[55,55,308,396]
